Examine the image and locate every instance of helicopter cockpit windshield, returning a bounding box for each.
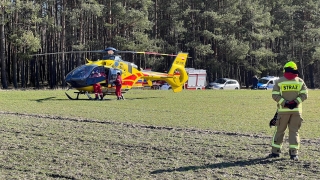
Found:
[65,64,107,88]
[68,65,95,79]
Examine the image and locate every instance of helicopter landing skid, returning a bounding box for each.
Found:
[65,91,81,100]
[65,90,93,100]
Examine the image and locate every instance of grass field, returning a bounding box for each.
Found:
[0,89,319,179]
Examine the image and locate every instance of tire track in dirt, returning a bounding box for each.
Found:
[1,111,319,145]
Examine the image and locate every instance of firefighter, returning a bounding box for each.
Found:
[269,61,308,161]
[114,72,124,100]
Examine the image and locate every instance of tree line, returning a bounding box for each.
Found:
[1,0,320,89]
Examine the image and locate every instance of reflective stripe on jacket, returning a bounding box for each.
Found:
[272,77,308,114]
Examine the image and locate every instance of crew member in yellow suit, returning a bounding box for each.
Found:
[269,61,308,161]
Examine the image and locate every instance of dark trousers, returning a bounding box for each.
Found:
[252,84,257,89]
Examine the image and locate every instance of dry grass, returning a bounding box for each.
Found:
[0,89,319,179]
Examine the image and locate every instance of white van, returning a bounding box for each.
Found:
[257,76,279,90]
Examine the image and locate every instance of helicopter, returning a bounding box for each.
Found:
[56,47,189,100]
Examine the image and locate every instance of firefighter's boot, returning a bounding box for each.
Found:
[267,153,280,158]
[94,94,99,100]
[100,94,104,100]
[290,155,299,161]
[289,150,299,161]
[121,95,124,100]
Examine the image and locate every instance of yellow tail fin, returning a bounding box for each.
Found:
[166,53,189,92]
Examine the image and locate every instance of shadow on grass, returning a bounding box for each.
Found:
[34,96,162,101]
[150,157,284,174]
[1,164,75,179]
[122,97,162,100]
[34,97,56,102]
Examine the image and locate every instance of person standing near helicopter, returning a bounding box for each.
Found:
[91,70,104,100]
[93,83,103,100]
[114,72,124,100]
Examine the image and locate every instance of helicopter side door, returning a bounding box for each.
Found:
[108,68,122,86]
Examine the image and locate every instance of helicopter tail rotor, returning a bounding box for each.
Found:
[165,53,189,92]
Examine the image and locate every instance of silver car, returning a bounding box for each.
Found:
[160,83,172,90]
[207,78,240,90]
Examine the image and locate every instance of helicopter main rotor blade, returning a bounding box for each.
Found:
[31,50,107,56]
[31,50,183,57]
[31,50,137,56]
[123,51,178,56]
[142,52,177,56]
[115,50,137,54]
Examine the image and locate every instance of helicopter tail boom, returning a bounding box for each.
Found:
[166,53,189,92]
[140,52,189,93]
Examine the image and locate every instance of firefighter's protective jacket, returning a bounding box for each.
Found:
[272,77,308,114]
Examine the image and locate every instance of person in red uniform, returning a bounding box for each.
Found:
[91,70,104,100]
[114,72,124,100]
[93,83,103,100]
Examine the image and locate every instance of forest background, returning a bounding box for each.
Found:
[1,0,320,89]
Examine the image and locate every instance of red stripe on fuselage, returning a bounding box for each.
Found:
[123,81,134,86]
[124,74,137,81]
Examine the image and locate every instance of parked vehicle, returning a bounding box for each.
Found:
[160,83,171,90]
[257,76,279,90]
[150,68,207,91]
[184,68,207,90]
[207,78,240,90]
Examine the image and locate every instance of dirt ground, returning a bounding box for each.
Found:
[1,112,320,179]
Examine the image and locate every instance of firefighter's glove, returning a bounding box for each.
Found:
[269,117,277,128]
[284,101,292,108]
[285,100,297,109]
[288,101,297,109]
